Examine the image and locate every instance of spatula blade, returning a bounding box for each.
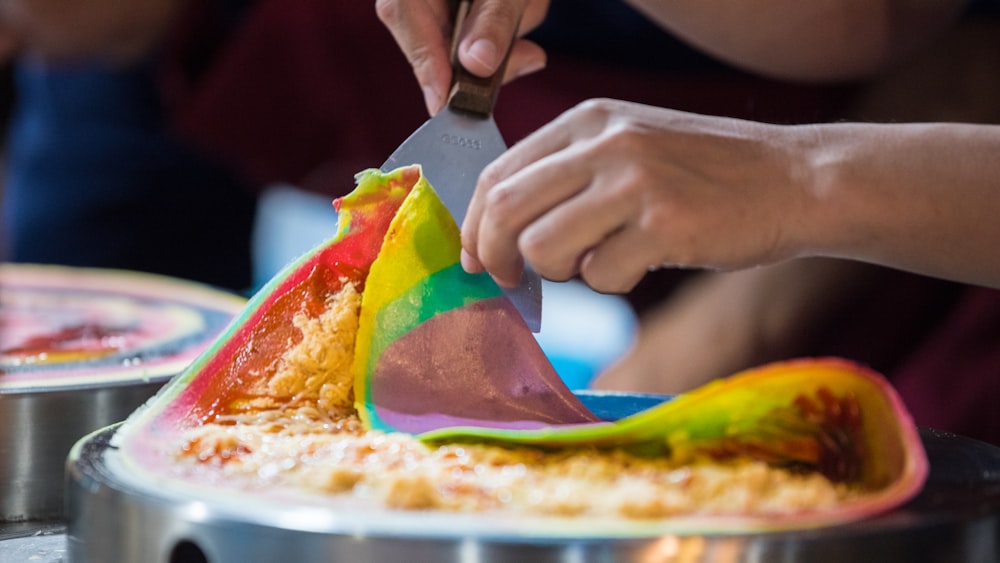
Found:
[381,107,503,228]
[380,108,542,332]
[380,0,540,332]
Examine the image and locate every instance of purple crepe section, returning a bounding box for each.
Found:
[371,296,601,434]
[371,410,577,434]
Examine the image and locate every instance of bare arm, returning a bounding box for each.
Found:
[460,100,1000,291]
[592,259,887,394]
[622,0,968,81]
[377,0,970,113]
[803,121,1000,286]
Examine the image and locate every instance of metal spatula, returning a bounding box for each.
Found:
[381,0,542,332]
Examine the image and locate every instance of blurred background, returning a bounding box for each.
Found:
[1,1,1000,430]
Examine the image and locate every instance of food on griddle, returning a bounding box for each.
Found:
[114,166,927,532]
[0,264,244,387]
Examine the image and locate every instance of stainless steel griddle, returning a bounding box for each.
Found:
[63,392,1000,563]
[0,264,244,525]
[1,378,164,523]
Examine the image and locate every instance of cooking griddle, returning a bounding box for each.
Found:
[65,392,1000,563]
[0,263,244,523]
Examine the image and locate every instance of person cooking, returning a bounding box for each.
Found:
[377,0,1000,446]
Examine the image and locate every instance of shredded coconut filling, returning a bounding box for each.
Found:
[172,282,854,518]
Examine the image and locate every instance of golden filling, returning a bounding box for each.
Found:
[173,284,853,518]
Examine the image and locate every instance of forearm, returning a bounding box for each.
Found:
[796,122,1000,287]
[592,258,881,394]
[622,0,965,81]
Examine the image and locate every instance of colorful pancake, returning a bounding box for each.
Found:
[0,264,246,390]
[112,166,927,535]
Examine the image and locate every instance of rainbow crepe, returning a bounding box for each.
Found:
[115,165,927,531]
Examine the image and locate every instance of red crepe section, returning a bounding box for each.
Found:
[157,168,420,427]
[370,296,600,433]
[159,264,347,426]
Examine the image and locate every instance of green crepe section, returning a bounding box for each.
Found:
[352,166,596,433]
[352,169,458,424]
[361,263,504,432]
[116,163,926,532]
[418,358,927,492]
[364,263,502,388]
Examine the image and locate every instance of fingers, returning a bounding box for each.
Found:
[461,158,579,284]
[376,0,454,114]
[502,39,547,83]
[461,118,577,282]
[458,0,545,79]
[461,98,806,296]
[474,156,593,286]
[515,171,659,294]
[377,0,548,114]
[517,173,634,283]
[578,222,662,293]
[462,101,611,286]
[467,146,641,289]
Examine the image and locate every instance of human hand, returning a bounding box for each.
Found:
[376,0,549,115]
[461,98,818,293]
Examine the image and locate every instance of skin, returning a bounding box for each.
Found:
[376,0,985,289]
[376,0,966,114]
[620,0,965,82]
[375,0,549,114]
[461,102,1000,291]
[592,259,886,394]
[377,0,998,395]
[594,16,1000,394]
[469,107,1000,394]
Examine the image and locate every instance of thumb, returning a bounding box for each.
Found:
[455,0,525,77]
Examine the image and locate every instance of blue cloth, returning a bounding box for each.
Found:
[1,60,256,292]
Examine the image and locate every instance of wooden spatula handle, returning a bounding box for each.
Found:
[447,0,515,117]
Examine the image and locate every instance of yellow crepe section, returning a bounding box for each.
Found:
[352,167,460,425]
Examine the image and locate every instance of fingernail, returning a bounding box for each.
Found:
[466,38,498,72]
[422,85,443,115]
[460,249,483,273]
[491,273,518,288]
